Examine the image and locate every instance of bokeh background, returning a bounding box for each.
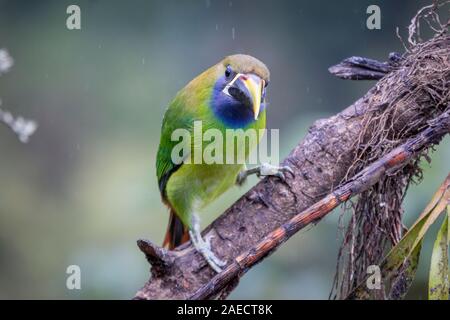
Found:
[0,0,448,299]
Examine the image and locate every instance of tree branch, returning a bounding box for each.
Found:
[189,109,450,300]
[135,35,449,300]
[328,53,401,80]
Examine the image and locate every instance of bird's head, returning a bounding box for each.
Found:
[210,54,270,128]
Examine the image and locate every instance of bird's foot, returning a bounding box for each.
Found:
[189,231,226,273]
[236,163,294,185]
[257,163,294,181]
[236,169,251,185]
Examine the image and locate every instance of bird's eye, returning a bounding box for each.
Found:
[225,65,232,78]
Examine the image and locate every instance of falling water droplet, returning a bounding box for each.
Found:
[232,27,235,40]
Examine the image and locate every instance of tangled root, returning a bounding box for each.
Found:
[333,3,450,299]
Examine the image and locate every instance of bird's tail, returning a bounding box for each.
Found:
[163,209,190,249]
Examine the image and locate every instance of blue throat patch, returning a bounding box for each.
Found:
[211,76,265,129]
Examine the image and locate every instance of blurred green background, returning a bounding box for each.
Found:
[0,0,448,299]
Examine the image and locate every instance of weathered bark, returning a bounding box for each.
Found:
[190,109,450,300]
[135,35,449,300]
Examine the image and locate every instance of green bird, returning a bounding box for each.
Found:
[156,54,292,272]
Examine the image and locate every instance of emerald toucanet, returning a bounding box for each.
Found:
[156,54,292,272]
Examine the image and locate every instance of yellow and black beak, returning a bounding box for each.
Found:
[226,73,265,120]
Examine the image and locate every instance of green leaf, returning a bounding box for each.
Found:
[389,240,422,300]
[428,208,449,300]
[347,174,450,300]
[383,190,447,275]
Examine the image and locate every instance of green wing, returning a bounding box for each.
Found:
[156,72,215,200]
[156,99,194,199]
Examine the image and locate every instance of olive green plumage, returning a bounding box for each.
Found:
[156,54,270,249]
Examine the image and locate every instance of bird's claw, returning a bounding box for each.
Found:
[204,235,226,267]
[190,231,225,272]
[237,164,294,185]
[236,171,247,186]
[282,165,295,176]
[258,163,294,181]
[204,234,214,250]
[275,171,286,181]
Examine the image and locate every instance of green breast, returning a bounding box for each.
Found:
[165,109,266,227]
